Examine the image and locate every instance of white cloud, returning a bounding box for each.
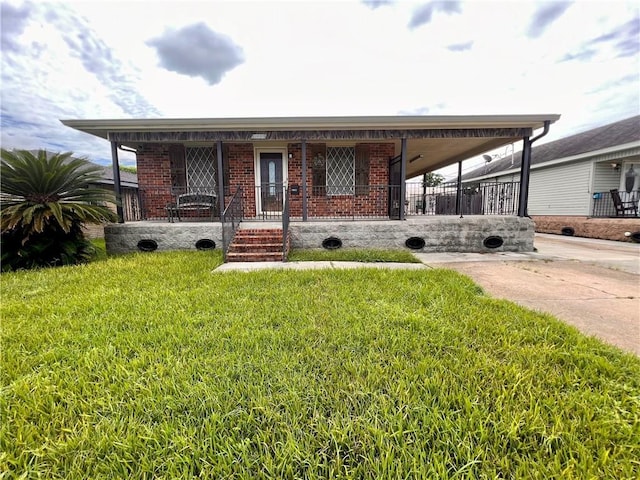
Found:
[147,23,244,85]
[0,0,638,169]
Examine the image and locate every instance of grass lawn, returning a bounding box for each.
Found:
[89,237,107,262]
[2,251,639,479]
[288,248,420,263]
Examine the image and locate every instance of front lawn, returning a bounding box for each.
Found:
[2,251,639,479]
[288,248,420,263]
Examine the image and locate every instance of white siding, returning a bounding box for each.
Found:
[495,173,519,183]
[527,161,592,215]
[593,162,623,193]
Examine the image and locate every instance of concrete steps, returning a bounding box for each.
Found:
[227,229,290,262]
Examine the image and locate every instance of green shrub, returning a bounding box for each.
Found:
[1,149,116,271]
[1,221,95,271]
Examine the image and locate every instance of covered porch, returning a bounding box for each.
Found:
[62,114,560,259]
[133,179,523,222]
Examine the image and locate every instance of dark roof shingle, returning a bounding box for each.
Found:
[463,115,640,180]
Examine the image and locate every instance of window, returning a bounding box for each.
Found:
[326,146,355,195]
[312,144,369,197]
[186,146,216,193]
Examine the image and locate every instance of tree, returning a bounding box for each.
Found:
[423,172,445,187]
[1,149,117,271]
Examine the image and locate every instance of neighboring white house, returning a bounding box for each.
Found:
[462,116,640,240]
[463,115,640,217]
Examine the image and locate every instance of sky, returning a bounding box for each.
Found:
[1,0,638,176]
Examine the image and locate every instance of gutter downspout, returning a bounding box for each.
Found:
[517,120,550,217]
[118,144,137,154]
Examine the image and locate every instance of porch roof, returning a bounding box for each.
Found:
[61,114,560,178]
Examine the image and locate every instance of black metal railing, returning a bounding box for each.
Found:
[591,190,639,217]
[250,182,519,220]
[253,185,286,220]
[221,186,243,261]
[282,187,291,261]
[132,186,219,221]
[405,181,520,216]
[133,181,521,222]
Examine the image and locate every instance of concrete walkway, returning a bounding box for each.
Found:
[215,260,428,272]
[415,234,640,355]
[214,234,639,355]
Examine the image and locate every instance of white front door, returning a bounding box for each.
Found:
[255,149,288,215]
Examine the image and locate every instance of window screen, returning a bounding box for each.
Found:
[186,147,216,193]
[326,146,355,195]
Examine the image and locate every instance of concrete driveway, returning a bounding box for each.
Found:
[415,234,640,355]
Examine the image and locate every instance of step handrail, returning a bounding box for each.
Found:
[221,186,243,262]
[282,186,290,261]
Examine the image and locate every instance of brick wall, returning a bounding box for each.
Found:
[136,144,173,219]
[287,142,394,219]
[226,143,256,218]
[137,142,395,220]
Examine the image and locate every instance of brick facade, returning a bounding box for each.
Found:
[136,144,173,219]
[136,142,395,220]
[286,142,394,218]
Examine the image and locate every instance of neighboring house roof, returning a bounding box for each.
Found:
[26,149,138,188]
[94,165,138,189]
[463,115,640,181]
[61,114,560,178]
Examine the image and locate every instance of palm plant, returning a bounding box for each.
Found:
[1,149,117,271]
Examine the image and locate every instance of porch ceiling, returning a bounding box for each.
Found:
[400,136,523,178]
[61,114,559,177]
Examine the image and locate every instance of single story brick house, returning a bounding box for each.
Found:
[62,115,559,260]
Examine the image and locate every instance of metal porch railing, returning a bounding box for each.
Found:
[404,181,520,217]
[282,186,291,261]
[221,186,243,261]
[133,181,522,222]
[591,190,639,217]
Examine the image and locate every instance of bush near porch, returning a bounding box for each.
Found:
[2,251,638,479]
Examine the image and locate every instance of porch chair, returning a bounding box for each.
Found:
[166,192,218,222]
[609,189,638,217]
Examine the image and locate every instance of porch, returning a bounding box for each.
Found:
[61,114,559,259]
[106,180,529,258]
[131,180,522,222]
[591,189,639,218]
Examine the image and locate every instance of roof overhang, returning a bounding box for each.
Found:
[61,114,560,178]
[464,140,640,183]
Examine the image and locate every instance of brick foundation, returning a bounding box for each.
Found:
[532,215,640,242]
